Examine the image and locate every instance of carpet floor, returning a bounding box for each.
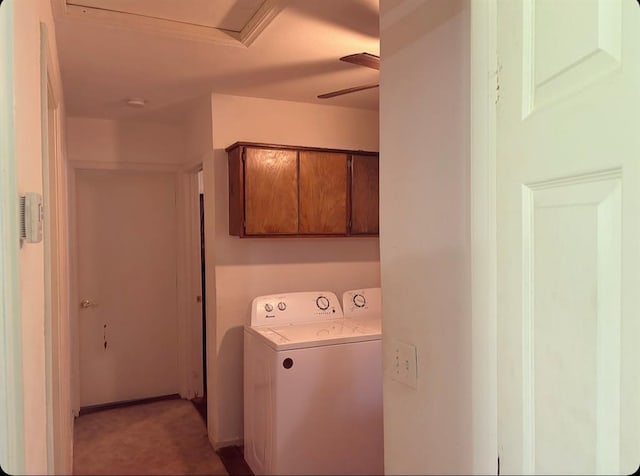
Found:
[73,399,228,475]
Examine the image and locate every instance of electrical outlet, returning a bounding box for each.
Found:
[390,340,417,388]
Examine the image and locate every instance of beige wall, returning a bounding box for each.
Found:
[11,0,69,473]
[66,117,186,164]
[208,93,381,445]
[183,95,214,166]
[14,6,46,470]
[380,1,472,474]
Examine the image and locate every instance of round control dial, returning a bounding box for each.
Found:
[353,293,366,308]
[277,302,287,311]
[315,295,330,311]
[264,303,274,312]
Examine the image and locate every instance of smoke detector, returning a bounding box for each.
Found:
[125,98,146,108]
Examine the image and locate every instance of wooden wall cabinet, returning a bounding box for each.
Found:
[227,142,379,238]
[350,154,379,235]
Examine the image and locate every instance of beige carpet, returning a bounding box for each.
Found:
[73,399,228,475]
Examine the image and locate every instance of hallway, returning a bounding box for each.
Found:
[73,399,227,475]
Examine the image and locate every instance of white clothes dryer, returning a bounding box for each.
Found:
[342,287,382,323]
[243,291,383,475]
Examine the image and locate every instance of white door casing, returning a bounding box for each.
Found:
[75,169,180,407]
[40,21,74,474]
[177,166,205,401]
[470,0,498,472]
[496,0,640,474]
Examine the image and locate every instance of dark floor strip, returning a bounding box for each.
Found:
[191,395,207,424]
[217,445,253,476]
[78,393,181,416]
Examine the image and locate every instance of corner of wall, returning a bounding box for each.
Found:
[380,0,473,474]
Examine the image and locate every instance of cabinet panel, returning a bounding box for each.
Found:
[299,151,348,234]
[351,154,379,234]
[228,146,243,236]
[245,148,298,235]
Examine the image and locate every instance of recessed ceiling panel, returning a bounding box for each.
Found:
[67,0,265,32]
[54,0,380,120]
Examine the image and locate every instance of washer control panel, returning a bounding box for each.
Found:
[342,288,382,318]
[251,291,343,327]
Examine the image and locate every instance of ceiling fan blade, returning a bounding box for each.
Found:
[340,53,380,70]
[318,83,379,99]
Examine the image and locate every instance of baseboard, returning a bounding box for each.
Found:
[78,393,181,416]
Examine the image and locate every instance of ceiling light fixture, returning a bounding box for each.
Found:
[125,98,146,108]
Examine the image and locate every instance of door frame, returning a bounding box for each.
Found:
[40,22,73,475]
[178,162,206,401]
[470,0,499,473]
[68,160,202,409]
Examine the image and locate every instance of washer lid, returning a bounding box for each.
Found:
[248,318,381,351]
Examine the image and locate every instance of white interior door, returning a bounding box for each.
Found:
[497,0,640,474]
[76,170,179,407]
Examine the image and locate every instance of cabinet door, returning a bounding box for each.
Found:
[350,154,379,235]
[244,147,298,235]
[299,151,348,234]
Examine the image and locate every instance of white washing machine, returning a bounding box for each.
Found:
[243,291,383,475]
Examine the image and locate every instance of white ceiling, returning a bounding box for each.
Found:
[53,0,380,123]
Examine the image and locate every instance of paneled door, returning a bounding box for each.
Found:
[497,0,640,474]
[76,170,179,407]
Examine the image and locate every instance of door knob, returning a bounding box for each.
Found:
[80,299,96,309]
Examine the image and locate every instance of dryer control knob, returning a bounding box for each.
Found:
[264,303,274,312]
[277,302,287,311]
[353,293,366,308]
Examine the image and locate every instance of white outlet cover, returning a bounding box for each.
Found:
[390,340,418,388]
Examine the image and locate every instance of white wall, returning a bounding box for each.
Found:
[10,0,69,473]
[207,94,381,445]
[0,3,21,473]
[14,5,46,470]
[183,95,213,166]
[380,1,472,474]
[66,117,186,165]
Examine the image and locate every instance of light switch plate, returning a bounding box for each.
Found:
[390,340,418,388]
